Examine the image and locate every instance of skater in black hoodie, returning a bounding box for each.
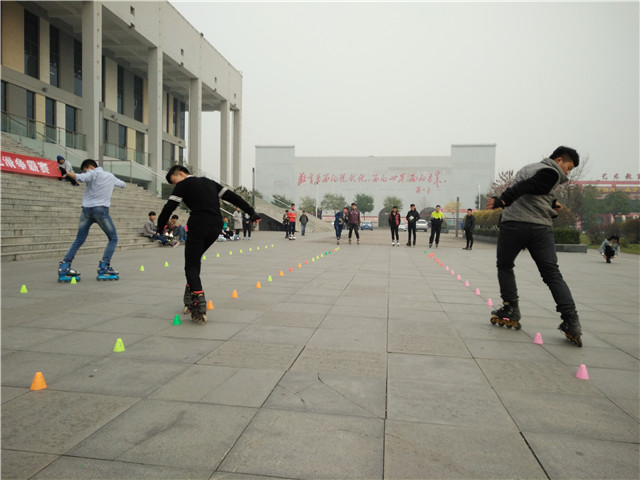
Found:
[157,166,260,323]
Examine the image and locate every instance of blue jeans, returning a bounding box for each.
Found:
[301,223,306,235]
[64,206,119,264]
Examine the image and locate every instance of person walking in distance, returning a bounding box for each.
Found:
[299,210,309,236]
[57,159,125,282]
[428,205,444,248]
[157,165,260,324]
[406,203,420,246]
[462,208,475,250]
[347,202,361,245]
[287,203,297,240]
[242,210,252,240]
[485,146,583,347]
[388,206,401,246]
[232,207,243,238]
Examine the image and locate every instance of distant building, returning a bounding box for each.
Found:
[255,144,496,215]
[1,1,242,186]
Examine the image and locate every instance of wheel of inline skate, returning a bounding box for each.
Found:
[490,316,498,325]
[514,323,522,330]
[183,306,190,314]
[506,324,513,329]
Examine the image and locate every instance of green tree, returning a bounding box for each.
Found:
[271,194,293,209]
[383,196,403,212]
[321,193,347,212]
[601,190,632,216]
[299,195,317,213]
[353,193,374,217]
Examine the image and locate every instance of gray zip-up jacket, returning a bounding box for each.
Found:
[499,158,568,227]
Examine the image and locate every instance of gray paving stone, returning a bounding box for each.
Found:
[1,326,75,350]
[198,341,303,370]
[388,353,488,385]
[27,330,148,357]
[1,450,60,480]
[230,324,315,345]
[68,399,255,470]
[292,347,387,378]
[2,390,138,454]
[1,350,95,388]
[220,409,384,479]
[385,420,546,479]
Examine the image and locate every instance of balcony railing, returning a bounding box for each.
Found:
[1,111,86,150]
[102,141,149,166]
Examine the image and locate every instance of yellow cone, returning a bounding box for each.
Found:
[267,275,273,282]
[70,277,77,284]
[216,253,220,258]
[20,285,28,294]
[202,255,206,260]
[164,261,169,267]
[140,265,145,272]
[113,338,125,352]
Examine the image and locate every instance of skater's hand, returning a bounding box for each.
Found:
[250,213,261,224]
[66,171,77,179]
[485,197,504,209]
[553,201,563,210]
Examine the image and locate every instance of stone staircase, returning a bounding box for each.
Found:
[1,171,189,262]
[1,133,43,158]
[252,196,333,233]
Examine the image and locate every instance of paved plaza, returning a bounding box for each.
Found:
[2,229,638,479]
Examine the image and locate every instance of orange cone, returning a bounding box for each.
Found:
[207,300,214,310]
[231,290,238,298]
[30,371,47,391]
[279,270,284,277]
[298,263,302,268]
[256,281,262,289]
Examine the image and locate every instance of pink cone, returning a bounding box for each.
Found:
[576,364,589,380]
[533,332,543,345]
[474,288,481,295]
[486,298,493,307]
[451,270,455,276]
[456,274,461,280]
[464,280,469,287]
[445,266,449,271]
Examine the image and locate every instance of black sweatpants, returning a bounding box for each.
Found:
[465,229,474,248]
[429,225,441,245]
[184,219,221,292]
[407,224,417,244]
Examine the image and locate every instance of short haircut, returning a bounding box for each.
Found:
[392,205,397,209]
[351,202,357,206]
[165,165,190,184]
[81,159,98,169]
[436,204,441,208]
[467,208,472,211]
[149,211,156,216]
[550,146,580,167]
[410,204,415,207]
[171,215,179,219]
[608,234,620,241]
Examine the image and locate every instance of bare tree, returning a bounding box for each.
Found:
[488,170,515,197]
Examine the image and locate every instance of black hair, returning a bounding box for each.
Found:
[550,146,580,167]
[149,211,156,216]
[467,208,472,212]
[436,204,441,208]
[410,204,415,207]
[165,165,190,184]
[171,215,179,219]
[607,234,620,241]
[81,159,98,169]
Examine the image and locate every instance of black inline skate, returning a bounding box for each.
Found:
[182,284,192,314]
[490,301,522,329]
[58,261,81,283]
[558,310,582,347]
[187,291,207,324]
[97,261,119,281]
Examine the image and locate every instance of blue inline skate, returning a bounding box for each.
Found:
[58,262,81,283]
[97,261,119,281]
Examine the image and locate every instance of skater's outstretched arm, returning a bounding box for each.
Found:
[489,168,560,209]
[218,187,261,222]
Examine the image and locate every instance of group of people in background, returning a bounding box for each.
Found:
[144,211,186,247]
[283,204,309,240]
[333,203,361,245]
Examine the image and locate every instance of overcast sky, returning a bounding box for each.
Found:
[173,1,639,188]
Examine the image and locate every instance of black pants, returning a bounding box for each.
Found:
[429,225,441,245]
[242,223,251,238]
[465,229,474,248]
[603,245,615,260]
[58,166,79,186]
[496,221,575,313]
[390,226,399,241]
[184,220,220,293]
[348,224,359,239]
[407,224,416,244]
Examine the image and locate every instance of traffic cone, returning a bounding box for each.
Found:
[232,290,238,298]
[229,251,232,255]
[457,274,461,280]
[30,371,47,391]
[576,364,589,380]
[216,253,220,258]
[164,261,169,267]
[140,265,145,272]
[239,249,243,254]
[20,285,28,294]
[533,332,543,345]
[298,263,302,268]
[271,244,274,247]
[173,314,182,326]
[267,275,273,282]
[464,280,469,287]
[70,277,77,284]
[257,246,260,250]
[451,270,455,276]
[256,282,262,289]
[434,257,438,263]
[312,258,315,262]
[207,300,214,310]
[475,288,481,295]
[279,270,284,277]
[113,338,125,352]
[445,266,449,271]
[486,298,493,307]
[305,260,309,265]
[289,267,293,272]
[249,248,252,252]
[202,255,206,260]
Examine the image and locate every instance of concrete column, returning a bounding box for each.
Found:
[220,100,229,184]
[82,1,102,160]
[148,47,163,178]
[188,78,202,174]
[232,108,242,186]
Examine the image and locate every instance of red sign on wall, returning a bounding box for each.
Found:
[1,151,61,178]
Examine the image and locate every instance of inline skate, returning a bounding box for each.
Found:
[97,261,119,281]
[490,301,521,329]
[58,262,81,283]
[558,310,582,347]
[186,291,207,324]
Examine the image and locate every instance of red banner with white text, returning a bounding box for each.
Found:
[1,151,62,178]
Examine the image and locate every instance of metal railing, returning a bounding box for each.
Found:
[101,157,165,197]
[1,111,86,150]
[103,141,149,166]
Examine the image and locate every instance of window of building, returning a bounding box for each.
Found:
[24,10,39,79]
[133,75,143,122]
[101,56,106,105]
[103,118,109,143]
[173,98,179,136]
[179,101,186,139]
[166,93,170,133]
[49,26,60,87]
[179,146,184,163]
[118,124,127,160]
[1,81,6,113]
[65,104,76,147]
[45,97,56,142]
[117,65,124,114]
[26,90,35,138]
[73,40,82,96]
[135,130,145,165]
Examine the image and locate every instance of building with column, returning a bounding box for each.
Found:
[1,0,242,187]
[256,144,496,216]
